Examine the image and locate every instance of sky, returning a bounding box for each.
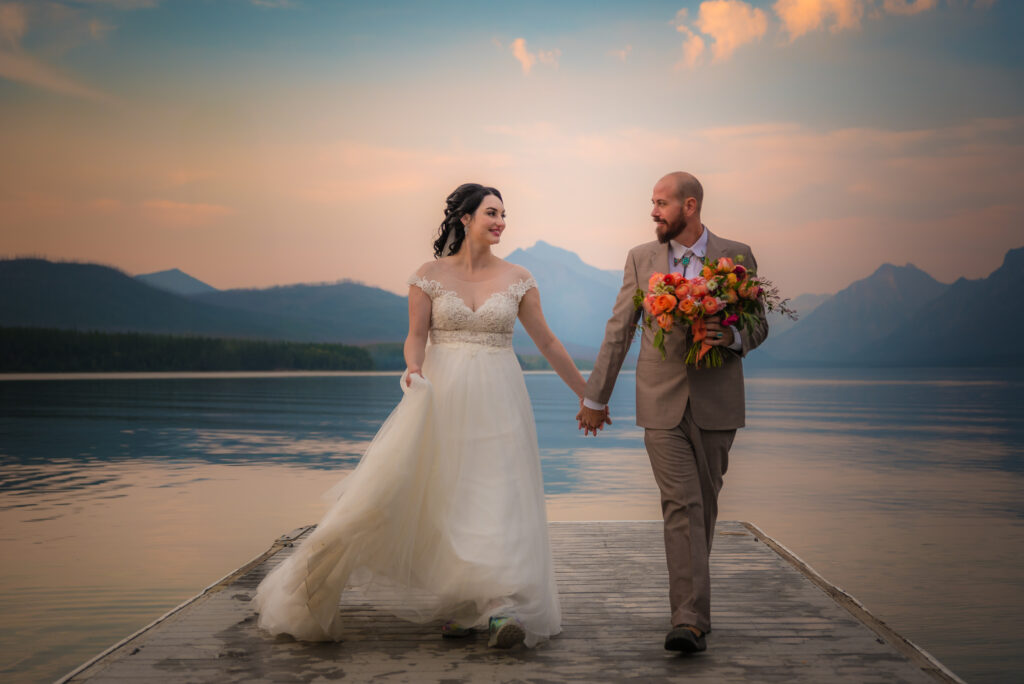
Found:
[0,0,1021,297]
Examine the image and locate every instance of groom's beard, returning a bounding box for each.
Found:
[655,216,687,244]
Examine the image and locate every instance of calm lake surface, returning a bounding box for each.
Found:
[1,368,1022,683]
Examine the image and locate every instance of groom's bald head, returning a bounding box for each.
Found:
[661,172,703,211]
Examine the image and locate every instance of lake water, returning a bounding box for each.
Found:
[1,368,1022,683]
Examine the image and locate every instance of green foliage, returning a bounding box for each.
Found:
[0,326,373,372]
[361,342,406,371]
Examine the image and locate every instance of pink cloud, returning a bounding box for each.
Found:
[674,10,707,70]
[774,0,866,41]
[511,38,536,74]
[694,0,769,61]
[510,37,560,75]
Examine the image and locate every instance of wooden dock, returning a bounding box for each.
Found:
[58,521,963,683]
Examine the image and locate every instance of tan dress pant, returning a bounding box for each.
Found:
[643,404,735,633]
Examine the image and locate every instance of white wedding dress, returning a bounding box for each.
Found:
[253,272,561,647]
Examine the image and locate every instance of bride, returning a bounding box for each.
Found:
[253,183,599,648]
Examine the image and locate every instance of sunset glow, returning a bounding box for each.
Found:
[1,0,1020,297]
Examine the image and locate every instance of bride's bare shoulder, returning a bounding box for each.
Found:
[413,259,446,280]
[503,262,534,282]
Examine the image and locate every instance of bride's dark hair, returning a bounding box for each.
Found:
[433,183,503,258]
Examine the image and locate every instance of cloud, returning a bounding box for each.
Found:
[511,38,535,74]
[0,1,111,99]
[675,23,706,70]
[510,37,560,75]
[0,49,106,99]
[882,0,937,15]
[0,3,27,48]
[693,0,769,61]
[773,0,866,41]
[608,45,632,61]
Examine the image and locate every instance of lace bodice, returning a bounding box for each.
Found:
[407,274,537,348]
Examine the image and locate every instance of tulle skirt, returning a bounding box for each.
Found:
[252,341,561,647]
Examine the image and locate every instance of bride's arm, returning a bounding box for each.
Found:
[404,284,431,385]
[518,288,588,399]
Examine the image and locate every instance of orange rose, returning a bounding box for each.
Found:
[723,289,738,304]
[657,313,674,331]
[716,257,735,272]
[701,265,714,278]
[689,278,709,298]
[701,296,721,315]
[678,297,697,317]
[649,272,666,290]
[651,293,677,316]
[674,282,691,299]
[643,295,656,315]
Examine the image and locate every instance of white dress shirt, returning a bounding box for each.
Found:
[582,225,742,412]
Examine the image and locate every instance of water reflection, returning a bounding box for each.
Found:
[1,369,1022,683]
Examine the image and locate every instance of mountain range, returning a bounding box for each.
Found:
[2,243,1021,367]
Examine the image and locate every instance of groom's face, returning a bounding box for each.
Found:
[651,179,688,244]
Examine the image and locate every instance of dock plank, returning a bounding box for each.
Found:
[60,521,961,683]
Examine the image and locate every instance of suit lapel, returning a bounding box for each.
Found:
[649,241,670,276]
[703,227,726,263]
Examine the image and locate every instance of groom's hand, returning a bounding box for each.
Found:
[704,317,735,347]
[576,403,612,436]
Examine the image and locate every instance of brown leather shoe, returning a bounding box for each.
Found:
[664,625,707,653]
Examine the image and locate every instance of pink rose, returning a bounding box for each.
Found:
[716,257,735,272]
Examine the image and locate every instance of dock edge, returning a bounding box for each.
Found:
[54,525,315,684]
[741,521,965,684]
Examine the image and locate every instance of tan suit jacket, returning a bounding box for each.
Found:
[585,229,769,431]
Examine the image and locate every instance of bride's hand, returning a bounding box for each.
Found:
[405,367,423,387]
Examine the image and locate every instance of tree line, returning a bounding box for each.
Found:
[0,327,373,372]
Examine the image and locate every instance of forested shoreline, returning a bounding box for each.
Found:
[0,328,597,373]
[0,327,373,372]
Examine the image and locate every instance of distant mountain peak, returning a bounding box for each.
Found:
[509,240,586,265]
[1001,245,1024,270]
[135,268,217,296]
[871,262,926,276]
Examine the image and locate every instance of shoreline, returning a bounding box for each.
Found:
[0,369,619,381]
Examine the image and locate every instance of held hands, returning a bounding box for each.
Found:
[703,316,735,347]
[405,367,424,387]
[576,399,612,436]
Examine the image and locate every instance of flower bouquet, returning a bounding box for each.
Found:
[632,255,795,368]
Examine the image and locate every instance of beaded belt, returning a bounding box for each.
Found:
[430,329,514,349]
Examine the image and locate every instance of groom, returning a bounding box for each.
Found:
[577,171,768,653]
